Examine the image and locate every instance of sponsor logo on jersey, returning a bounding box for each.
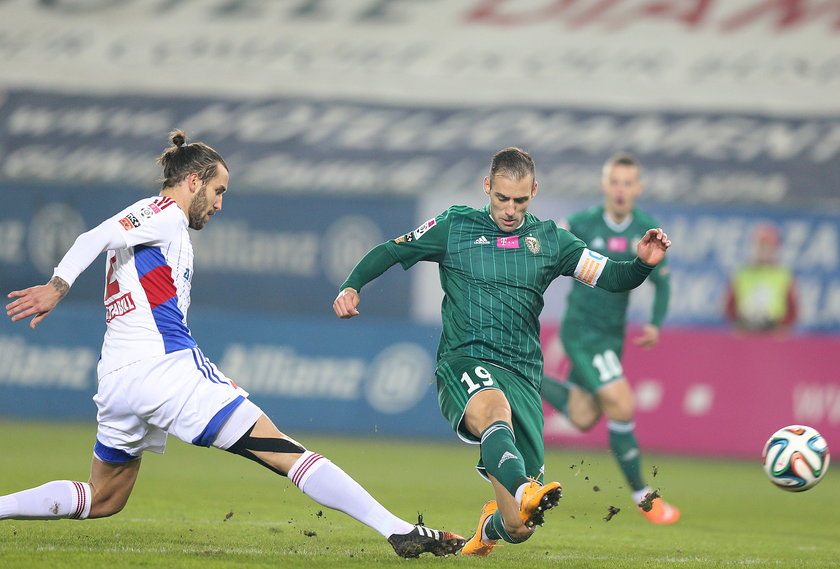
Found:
[118,213,141,231]
[525,236,541,254]
[497,235,519,248]
[105,292,136,322]
[395,218,437,244]
[608,236,628,252]
[412,218,436,240]
[473,235,489,244]
[149,203,162,214]
[139,206,154,219]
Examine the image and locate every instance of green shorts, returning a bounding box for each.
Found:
[561,329,625,393]
[436,356,544,479]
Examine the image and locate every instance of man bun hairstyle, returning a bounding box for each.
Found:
[490,147,535,182]
[157,129,228,189]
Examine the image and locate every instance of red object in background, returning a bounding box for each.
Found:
[541,324,840,458]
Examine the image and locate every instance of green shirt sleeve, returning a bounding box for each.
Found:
[383,209,451,269]
[550,223,653,291]
[551,223,655,292]
[597,257,655,292]
[339,210,451,292]
[648,264,671,327]
[339,242,400,292]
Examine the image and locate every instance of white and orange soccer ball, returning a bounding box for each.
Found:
[762,425,830,492]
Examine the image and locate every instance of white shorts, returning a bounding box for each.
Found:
[93,347,263,463]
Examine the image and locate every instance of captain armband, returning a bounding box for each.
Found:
[573,248,609,288]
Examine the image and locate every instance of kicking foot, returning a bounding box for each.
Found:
[387,518,466,558]
[519,478,563,528]
[638,495,680,524]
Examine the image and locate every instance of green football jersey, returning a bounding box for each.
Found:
[384,205,591,386]
[562,205,669,338]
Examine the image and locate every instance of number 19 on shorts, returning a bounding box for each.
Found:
[460,366,495,394]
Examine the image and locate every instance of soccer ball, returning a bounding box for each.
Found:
[762,425,830,492]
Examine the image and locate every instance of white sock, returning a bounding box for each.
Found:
[480,513,495,542]
[632,487,652,505]
[0,480,91,520]
[514,482,529,504]
[288,451,414,537]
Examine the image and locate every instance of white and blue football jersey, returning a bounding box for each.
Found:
[96,196,197,376]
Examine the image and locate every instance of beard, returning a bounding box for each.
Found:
[187,188,210,230]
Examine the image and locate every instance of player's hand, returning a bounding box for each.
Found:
[636,228,671,266]
[333,287,361,319]
[6,277,69,329]
[634,324,660,349]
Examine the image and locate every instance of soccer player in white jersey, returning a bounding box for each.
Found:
[2,130,464,559]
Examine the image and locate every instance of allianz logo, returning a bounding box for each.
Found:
[220,342,432,414]
[0,335,96,389]
[191,215,383,286]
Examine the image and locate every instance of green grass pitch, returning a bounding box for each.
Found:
[1,420,838,568]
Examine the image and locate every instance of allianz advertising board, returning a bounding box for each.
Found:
[0,305,451,439]
[0,182,416,318]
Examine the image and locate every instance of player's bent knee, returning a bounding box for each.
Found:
[568,408,601,431]
[573,417,599,431]
[225,422,306,476]
[604,403,635,423]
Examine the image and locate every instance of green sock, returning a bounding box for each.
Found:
[608,419,646,492]
[488,509,526,544]
[480,421,530,497]
[540,376,569,416]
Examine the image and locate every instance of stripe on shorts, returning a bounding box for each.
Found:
[191,348,222,383]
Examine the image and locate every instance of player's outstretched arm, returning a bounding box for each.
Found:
[333,242,401,319]
[636,228,671,266]
[333,287,361,319]
[6,216,128,329]
[6,276,70,329]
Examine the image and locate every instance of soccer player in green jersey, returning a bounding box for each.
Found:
[541,152,680,524]
[333,148,671,555]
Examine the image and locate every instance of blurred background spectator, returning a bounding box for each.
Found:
[724,223,797,336]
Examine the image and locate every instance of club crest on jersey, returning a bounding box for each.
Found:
[525,236,541,254]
